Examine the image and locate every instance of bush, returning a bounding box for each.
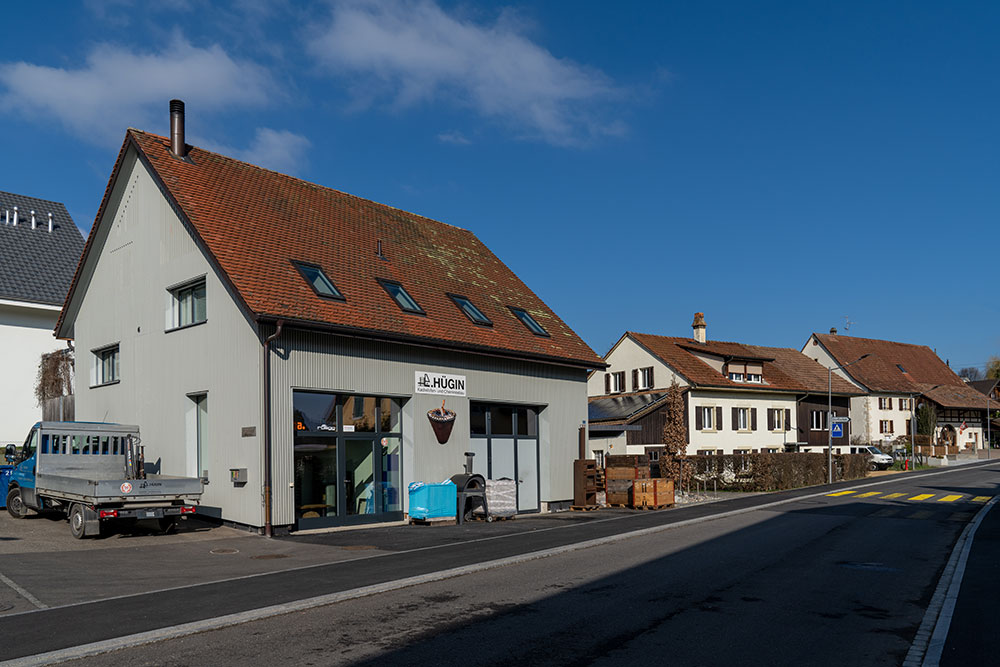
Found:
[690,453,869,491]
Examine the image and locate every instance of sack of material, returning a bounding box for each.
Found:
[408,480,456,520]
[476,478,517,517]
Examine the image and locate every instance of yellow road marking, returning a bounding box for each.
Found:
[972,496,992,503]
[937,495,964,503]
[856,492,882,498]
[883,493,906,499]
[909,510,934,520]
[827,491,856,496]
[909,494,935,501]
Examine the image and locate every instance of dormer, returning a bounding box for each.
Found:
[726,360,764,383]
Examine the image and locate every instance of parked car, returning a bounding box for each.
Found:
[849,445,893,471]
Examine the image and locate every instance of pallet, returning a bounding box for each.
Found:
[633,504,672,511]
[470,514,515,522]
[570,505,599,512]
[409,516,457,526]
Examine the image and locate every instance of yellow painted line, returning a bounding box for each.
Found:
[827,491,856,497]
[883,493,906,499]
[856,492,882,498]
[909,494,935,501]
[909,510,935,520]
[972,496,992,503]
[937,495,964,503]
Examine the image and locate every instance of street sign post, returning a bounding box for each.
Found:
[832,416,851,423]
[831,423,845,438]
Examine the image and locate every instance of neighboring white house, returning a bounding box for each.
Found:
[804,331,991,451]
[587,314,860,457]
[0,191,84,444]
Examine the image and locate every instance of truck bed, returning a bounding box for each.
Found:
[36,473,202,504]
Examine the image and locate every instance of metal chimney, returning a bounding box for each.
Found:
[12,206,18,226]
[169,99,187,158]
[47,212,53,233]
[30,210,36,229]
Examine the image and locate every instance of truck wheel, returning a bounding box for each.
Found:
[69,504,87,539]
[6,488,27,519]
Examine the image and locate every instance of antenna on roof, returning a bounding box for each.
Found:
[843,315,855,332]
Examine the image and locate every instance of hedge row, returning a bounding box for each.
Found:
[687,453,869,492]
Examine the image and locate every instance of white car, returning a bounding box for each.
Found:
[851,445,893,471]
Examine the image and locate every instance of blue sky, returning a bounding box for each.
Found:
[1,1,997,373]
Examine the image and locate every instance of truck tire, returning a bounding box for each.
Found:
[6,488,27,519]
[69,504,87,539]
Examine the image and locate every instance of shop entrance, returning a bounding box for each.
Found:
[293,391,403,529]
[469,402,540,513]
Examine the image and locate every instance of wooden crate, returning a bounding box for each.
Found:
[606,479,633,506]
[606,454,649,467]
[632,478,674,509]
[606,465,651,481]
[573,459,597,507]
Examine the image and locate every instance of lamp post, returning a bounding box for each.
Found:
[987,394,992,459]
[828,354,871,484]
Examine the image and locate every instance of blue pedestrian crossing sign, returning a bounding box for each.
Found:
[831,423,845,438]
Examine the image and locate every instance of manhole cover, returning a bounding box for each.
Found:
[210,548,240,555]
[251,554,290,560]
[342,545,377,551]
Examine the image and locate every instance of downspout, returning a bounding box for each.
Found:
[262,319,285,537]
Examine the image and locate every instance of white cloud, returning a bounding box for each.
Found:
[307,0,624,147]
[0,33,275,145]
[437,130,471,145]
[203,128,311,175]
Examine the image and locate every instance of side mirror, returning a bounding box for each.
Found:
[4,444,16,463]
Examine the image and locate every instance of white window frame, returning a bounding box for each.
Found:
[728,372,744,382]
[701,406,716,431]
[899,398,910,410]
[880,420,894,434]
[736,407,750,431]
[638,367,653,390]
[771,408,785,432]
[811,410,827,431]
[746,373,762,383]
[92,344,120,387]
[167,277,207,331]
[611,371,625,393]
[878,397,891,410]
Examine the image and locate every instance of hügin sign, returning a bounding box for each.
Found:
[415,371,466,397]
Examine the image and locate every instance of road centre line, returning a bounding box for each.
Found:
[4,462,996,666]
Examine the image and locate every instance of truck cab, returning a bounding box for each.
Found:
[4,424,39,515]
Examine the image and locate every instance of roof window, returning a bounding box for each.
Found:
[448,294,492,326]
[294,262,344,300]
[379,279,424,314]
[510,307,548,337]
[897,364,907,373]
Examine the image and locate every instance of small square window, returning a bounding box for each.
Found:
[379,279,424,314]
[448,294,492,326]
[93,345,119,386]
[169,278,207,329]
[510,307,548,336]
[294,262,344,300]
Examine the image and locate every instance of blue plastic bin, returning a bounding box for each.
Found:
[0,465,12,508]
[408,480,456,520]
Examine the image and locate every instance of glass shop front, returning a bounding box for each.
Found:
[293,391,403,529]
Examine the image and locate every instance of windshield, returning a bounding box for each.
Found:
[20,429,38,461]
[866,446,882,456]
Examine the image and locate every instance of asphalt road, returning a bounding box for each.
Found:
[3,462,999,665]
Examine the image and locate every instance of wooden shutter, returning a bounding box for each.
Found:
[648,367,655,388]
[751,408,757,431]
[632,369,639,391]
[887,398,893,409]
[732,407,739,431]
[605,374,610,393]
[889,420,894,434]
[695,407,703,430]
[716,406,723,430]
[785,409,791,431]
[767,409,775,431]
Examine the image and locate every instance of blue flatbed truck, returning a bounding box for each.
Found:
[4,422,202,538]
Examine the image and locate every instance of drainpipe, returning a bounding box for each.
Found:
[262,319,285,537]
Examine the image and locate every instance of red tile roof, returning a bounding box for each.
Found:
[810,333,964,393]
[59,130,603,369]
[628,333,860,394]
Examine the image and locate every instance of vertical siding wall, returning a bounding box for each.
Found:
[267,328,588,526]
[74,150,264,526]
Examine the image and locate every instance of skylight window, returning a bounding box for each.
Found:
[379,279,424,314]
[897,364,907,373]
[510,307,548,337]
[448,294,492,326]
[294,262,344,300]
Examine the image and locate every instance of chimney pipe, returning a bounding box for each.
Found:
[692,312,707,344]
[169,99,187,158]
[47,212,53,233]
[30,210,36,230]
[830,327,837,335]
[12,206,18,226]
[4,210,8,225]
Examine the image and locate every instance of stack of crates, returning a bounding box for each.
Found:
[604,454,650,506]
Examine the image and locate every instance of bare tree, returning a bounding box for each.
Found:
[987,356,1000,380]
[35,348,74,405]
[959,367,983,381]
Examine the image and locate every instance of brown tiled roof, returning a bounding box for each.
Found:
[628,333,860,394]
[58,130,603,369]
[810,333,964,393]
[920,383,995,410]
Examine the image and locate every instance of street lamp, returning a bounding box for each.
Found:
[829,354,871,484]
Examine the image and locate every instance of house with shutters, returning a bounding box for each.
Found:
[587,313,861,458]
[804,331,993,451]
[0,190,84,444]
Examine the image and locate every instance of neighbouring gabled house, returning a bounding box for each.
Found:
[803,331,992,452]
[967,379,998,447]
[0,190,84,444]
[587,314,861,458]
[54,101,604,532]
